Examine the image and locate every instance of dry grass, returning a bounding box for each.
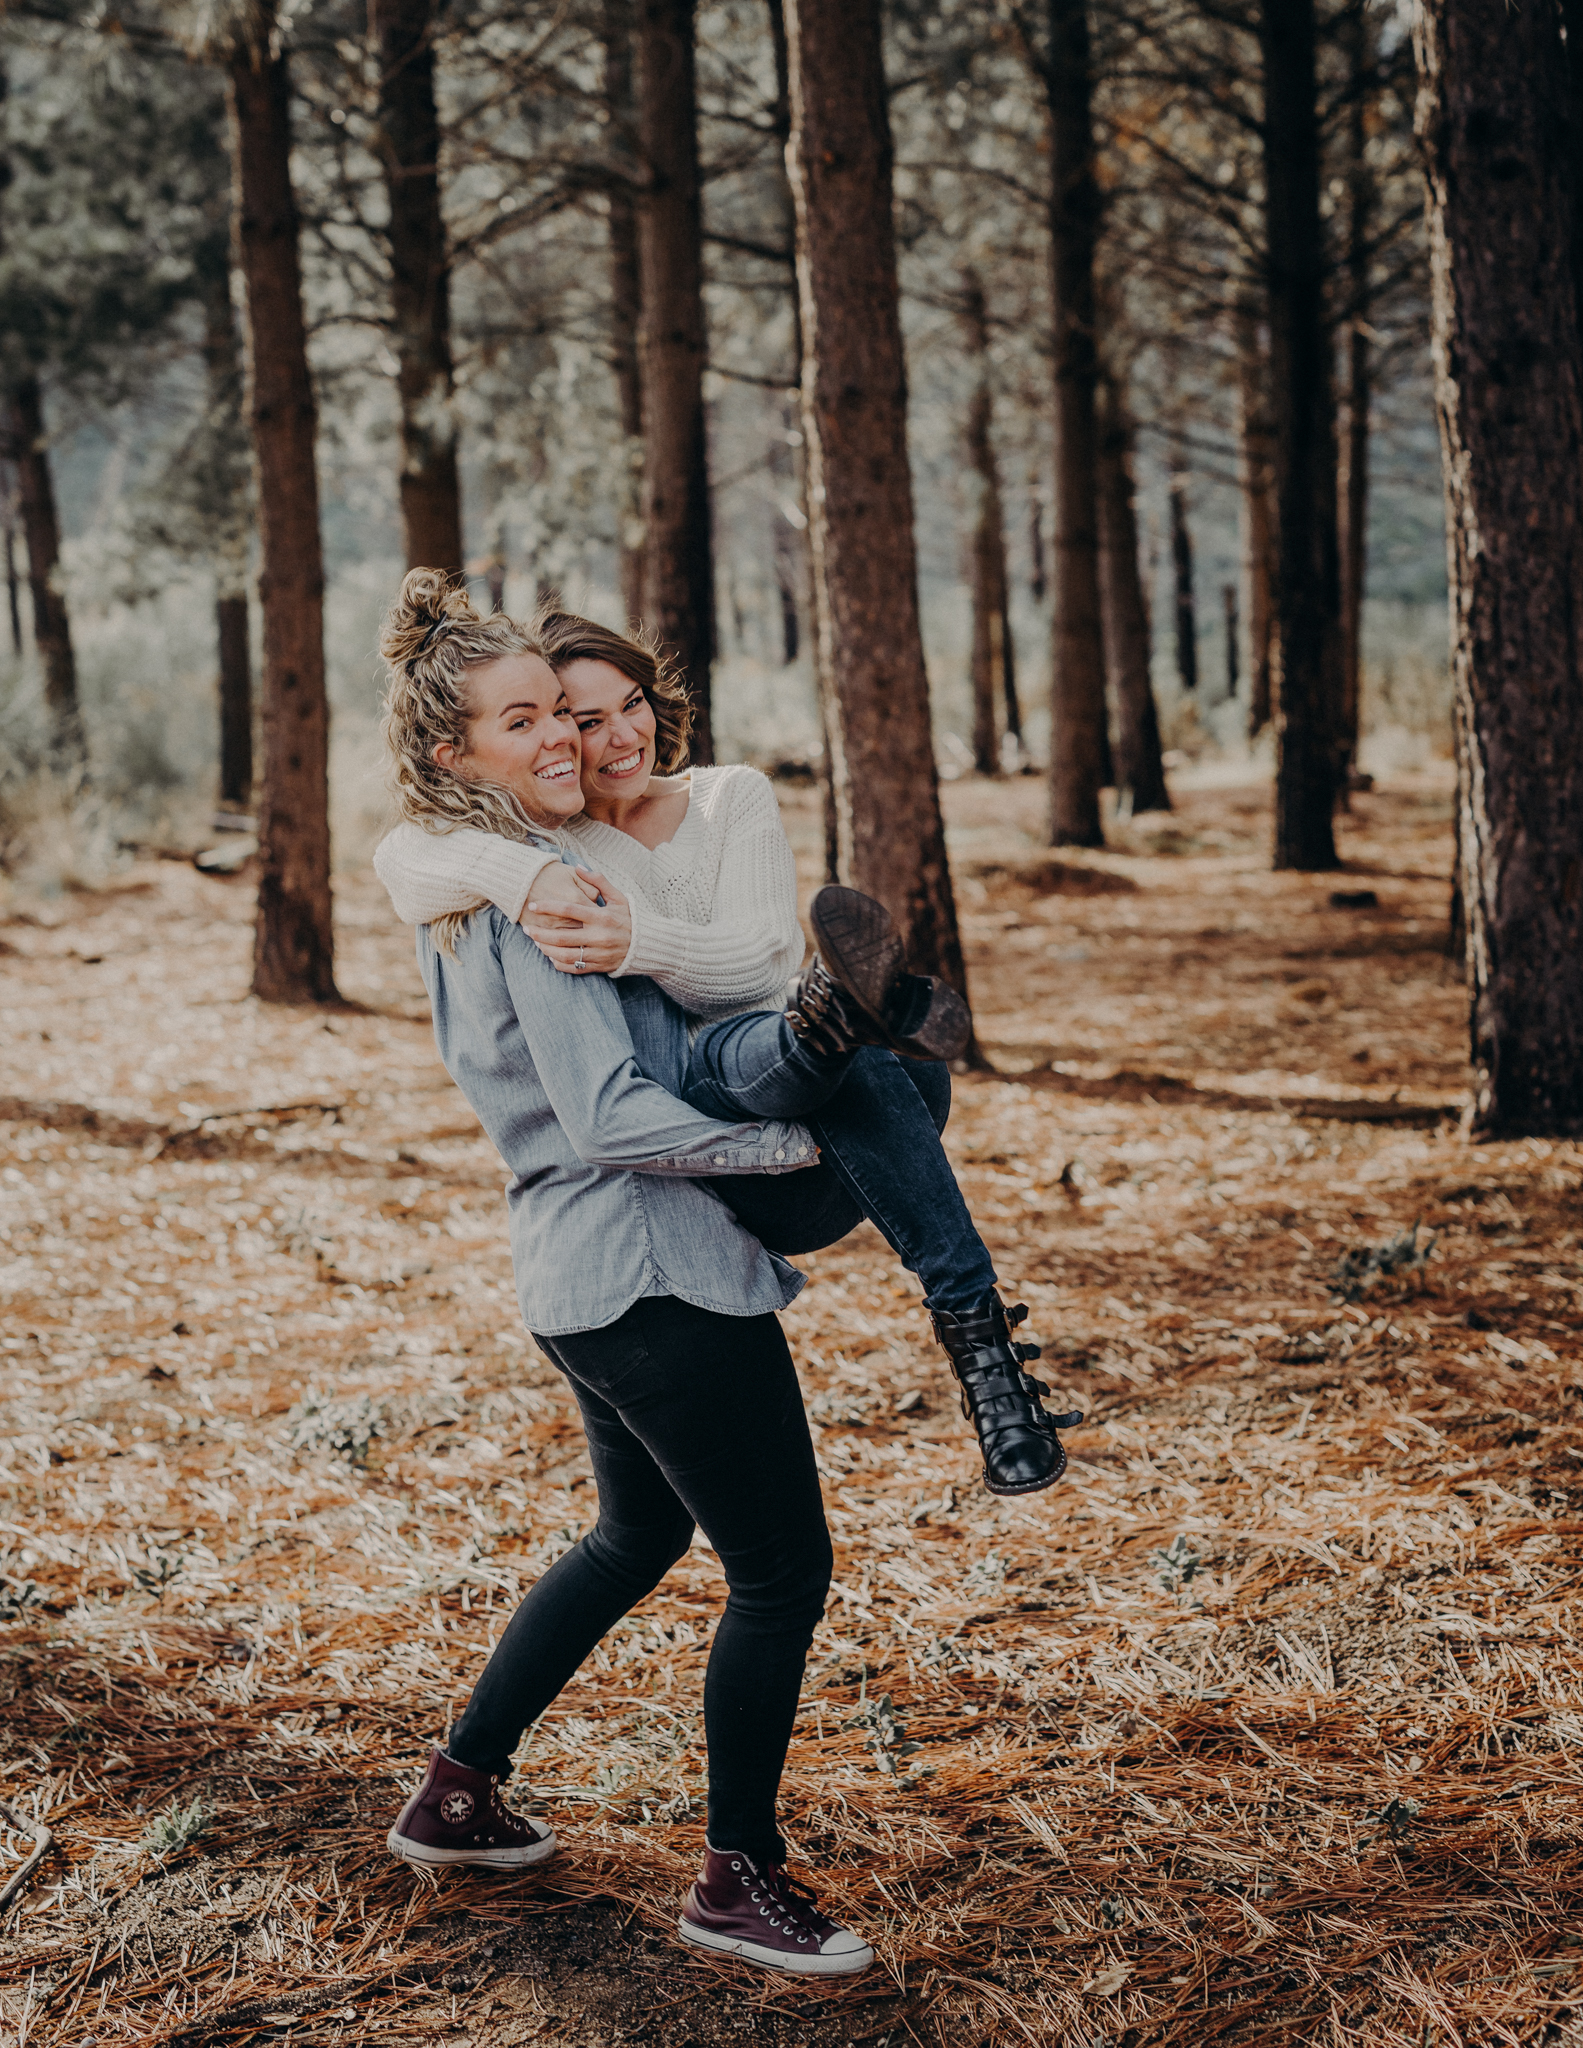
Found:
[2,765,1582,2047]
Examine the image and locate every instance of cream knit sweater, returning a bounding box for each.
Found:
[372,764,807,1020]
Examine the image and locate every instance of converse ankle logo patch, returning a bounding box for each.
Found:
[440,1789,476,1824]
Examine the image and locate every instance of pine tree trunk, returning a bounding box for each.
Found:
[768,0,834,863]
[1045,0,1108,847]
[1168,437,1198,693]
[1236,301,1275,738]
[1261,0,1343,869]
[200,229,254,813]
[9,374,84,776]
[604,0,645,623]
[636,0,714,763]
[1415,0,1583,1133]
[1098,378,1169,814]
[961,273,1011,777]
[216,596,253,810]
[1027,467,1047,607]
[4,513,20,656]
[371,0,462,574]
[783,0,968,991]
[1223,583,1239,699]
[229,24,338,1004]
[1338,0,1372,790]
[1001,587,1023,750]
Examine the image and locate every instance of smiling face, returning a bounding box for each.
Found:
[432,652,584,821]
[560,658,659,804]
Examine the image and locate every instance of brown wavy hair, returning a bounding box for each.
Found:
[530,603,693,774]
[378,567,557,952]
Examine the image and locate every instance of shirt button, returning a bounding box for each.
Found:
[775,1148,785,1161]
[713,1154,724,1164]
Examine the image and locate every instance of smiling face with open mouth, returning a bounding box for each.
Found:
[560,658,660,811]
[431,652,585,824]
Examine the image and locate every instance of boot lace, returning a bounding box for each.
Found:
[785,959,863,1056]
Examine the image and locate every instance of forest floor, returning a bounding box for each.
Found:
[2,761,1582,2048]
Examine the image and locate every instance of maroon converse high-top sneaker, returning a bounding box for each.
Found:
[387,1748,557,1871]
[678,1846,873,1976]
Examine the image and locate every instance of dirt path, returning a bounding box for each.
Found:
[3,768,1582,2046]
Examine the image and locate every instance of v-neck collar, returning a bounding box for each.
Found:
[572,775,695,862]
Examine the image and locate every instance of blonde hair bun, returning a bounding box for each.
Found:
[379,567,484,673]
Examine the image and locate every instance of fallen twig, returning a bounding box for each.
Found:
[0,1797,54,1912]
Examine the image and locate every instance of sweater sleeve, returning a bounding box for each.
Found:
[373,821,558,927]
[615,770,807,1018]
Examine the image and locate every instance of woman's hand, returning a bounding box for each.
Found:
[522,867,633,975]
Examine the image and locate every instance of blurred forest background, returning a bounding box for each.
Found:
[0,0,1447,891]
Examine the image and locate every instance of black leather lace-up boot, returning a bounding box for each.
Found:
[930,1294,1083,1496]
[784,886,970,1063]
[784,954,891,1059]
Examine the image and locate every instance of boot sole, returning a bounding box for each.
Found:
[810,887,970,1062]
[677,1915,874,1976]
[984,1468,1062,1497]
[387,1825,558,1870]
[809,887,903,1019]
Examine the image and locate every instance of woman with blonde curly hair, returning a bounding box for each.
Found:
[376,571,1080,1977]
[377,570,876,1975]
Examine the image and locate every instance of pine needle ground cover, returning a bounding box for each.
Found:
[2,767,1580,2048]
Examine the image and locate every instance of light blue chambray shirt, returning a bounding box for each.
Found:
[418,902,816,1337]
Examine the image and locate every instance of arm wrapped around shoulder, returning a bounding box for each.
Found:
[616,770,806,1015]
[374,821,557,926]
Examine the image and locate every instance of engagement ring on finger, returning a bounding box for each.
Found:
[576,947,586,971]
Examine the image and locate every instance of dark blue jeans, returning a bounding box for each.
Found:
[682,1017,997,1315]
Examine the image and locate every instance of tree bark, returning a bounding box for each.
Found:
[1414,0,1583,1133]
[1098,376,1169,815]
[636,0,714,763]
[1261,0,1343,869]
[1338,0,1372,790]
[783,0,968,992]
[9,374,85,776]
[1044,0,1109,846]
[229,21,338,1004]
[1168,435,1199,693]
[961,272,1014,777]
[603,0,645,622]
[370,0,462,574]
[200,227,254,813]
[1235,300,1275,738]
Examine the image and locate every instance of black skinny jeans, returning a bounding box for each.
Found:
[447,1294,831,1865]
